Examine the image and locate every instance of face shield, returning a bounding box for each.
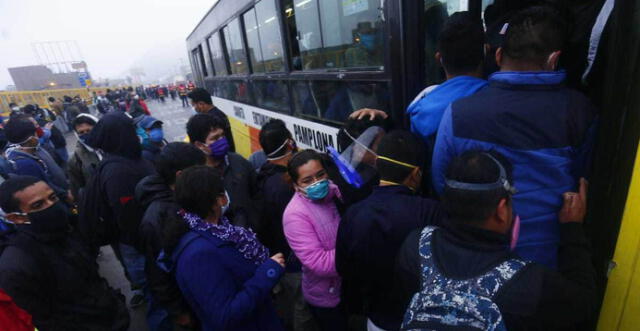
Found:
[327,126,384,188]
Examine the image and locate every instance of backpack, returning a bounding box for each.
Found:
[401,227,529,331]
[78,159,119,252]
[78,157,148,252]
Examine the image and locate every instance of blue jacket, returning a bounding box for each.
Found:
[6,148,69,195]
[169,229,284,331]
[431,71,597,268]
[407,76,487,143]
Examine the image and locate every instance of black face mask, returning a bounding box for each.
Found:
[18,202,70,235]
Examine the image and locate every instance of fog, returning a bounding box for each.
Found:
[0,0,218,88]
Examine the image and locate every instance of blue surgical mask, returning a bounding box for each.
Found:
[149,128,164,143]
[136,127,149,144]
[304,179,330,201]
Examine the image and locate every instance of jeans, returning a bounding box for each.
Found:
[308,303,348,331]
[118,243,146,293]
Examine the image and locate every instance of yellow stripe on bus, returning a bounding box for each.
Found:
[598,139,640,330]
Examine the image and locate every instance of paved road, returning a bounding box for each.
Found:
[87,98,192,331]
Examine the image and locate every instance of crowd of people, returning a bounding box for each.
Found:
[0,6,599,331]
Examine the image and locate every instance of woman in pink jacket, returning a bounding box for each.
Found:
[283,150,347,331]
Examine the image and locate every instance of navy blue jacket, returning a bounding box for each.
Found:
[432,71,597,268]
[6,148,69,195]
[336,185,445,330]
[170,229,284,331]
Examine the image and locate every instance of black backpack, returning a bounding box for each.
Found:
[78,158,147,253]
[78,159,119,253]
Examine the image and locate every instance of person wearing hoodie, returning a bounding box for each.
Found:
[4,114,69,198]
[283,150,347,331]
[68,114,102,201]
[84,111,155,308]
[136,142,205,331]
[136,116,168,163]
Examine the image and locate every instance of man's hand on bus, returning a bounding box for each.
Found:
[350,108,388,121]
[559,178,588,224]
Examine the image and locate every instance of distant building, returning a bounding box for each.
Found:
[8,65,87,91]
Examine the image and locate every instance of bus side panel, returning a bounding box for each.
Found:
[598,141,640,330]
[228,116,252,159]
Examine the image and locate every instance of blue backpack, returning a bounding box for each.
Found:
[402,226,529,331]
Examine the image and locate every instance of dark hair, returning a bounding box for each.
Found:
[187,88,212,105]
[5,114,36,144]
[502,6,567,66]
[175,165,224,219]
[21,104,36,115]
[437,11,485,76]
[64,96,72,103]
[0,176,42,213]
[442,150,514,224]
[72,115,97,130]
[47,97,55,103]
[186,113,225,143]
[259,119,292,158]
[8,103,17,108]
[376,131,425,183]
[337,116,387,151]
[155,142,206,185]
[287,149,325,183]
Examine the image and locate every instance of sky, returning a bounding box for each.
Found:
[0,0,218,88]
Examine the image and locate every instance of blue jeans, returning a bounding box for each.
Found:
[118,243,146,292]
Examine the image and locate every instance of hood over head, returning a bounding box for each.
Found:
[87,112,142,159]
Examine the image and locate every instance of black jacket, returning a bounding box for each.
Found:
[100,154,154,245]
[255,162,294,259]
[395,221,597,331]
[135,175,193,321]
[218,152,260,232]
[336,185,445,330]
[0,228,129,331]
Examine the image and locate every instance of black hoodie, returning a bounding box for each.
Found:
[135,174,193,321]
[87,112,154,246]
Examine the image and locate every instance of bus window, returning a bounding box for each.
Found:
[422,0,467,86]
[255,0,285,72]
[244,8,266,73]
[208,32,229,76]
[223,18,249,75]
[212,80,251,104]
[191,48,202,81]
[292,80,389,123]
[198,45,209,77]
[284,0,384,71]
[251,80,290,113]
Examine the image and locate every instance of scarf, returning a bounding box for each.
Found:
[179,210,269,265]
